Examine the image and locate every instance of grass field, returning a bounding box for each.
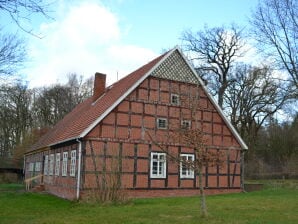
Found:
[0,180,297,224]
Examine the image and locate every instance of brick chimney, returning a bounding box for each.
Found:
[93,72,106,101]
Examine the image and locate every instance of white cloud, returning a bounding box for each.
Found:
[24,1,157,87]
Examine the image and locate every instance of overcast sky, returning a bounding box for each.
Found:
[3,0,259,87]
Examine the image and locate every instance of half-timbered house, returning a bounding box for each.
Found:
[24,47,248,200]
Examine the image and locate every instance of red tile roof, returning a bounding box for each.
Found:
[30,51,168,151]
[29,47,248,152]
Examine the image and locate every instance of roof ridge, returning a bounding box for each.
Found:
[29,46,247,151]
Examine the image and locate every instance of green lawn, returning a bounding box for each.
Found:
[0,181,297,224]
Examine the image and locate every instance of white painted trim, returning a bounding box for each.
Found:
[176,47,248,150]
[180,153,195,179]
[150,152,167,178]
[76,139,82,200]
[55,153,60,176]
[70,150,76,177]
[79,47,177,138]
[170,93,180,105]
[157,117,168,129]
[61,152,68,177]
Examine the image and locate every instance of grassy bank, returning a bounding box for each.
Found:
[0,180,297,224]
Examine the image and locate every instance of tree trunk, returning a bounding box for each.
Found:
[198,168,208,217]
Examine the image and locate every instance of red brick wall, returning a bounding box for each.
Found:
[25,142,79,200]
[25,76,243,200]
[83,76,243,198]
[24,151,44,184]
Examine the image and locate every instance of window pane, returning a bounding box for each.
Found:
[171,94,179,105]
[157,118,167,129]
[158,163,162,175]
[152,161,158,174]
[151,153,166,178]
[180,154,194,178]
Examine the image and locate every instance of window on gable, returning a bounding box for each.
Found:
[181,120,191,129]
[55,153,60,176]
[62,152,68,177]
[180,154,195,179]
[150,152,167,178]
[70,150,76,177]
[157,118,167,129]
[171,94,180,105]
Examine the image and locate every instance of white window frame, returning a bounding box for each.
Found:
[171,93,180,105]
[29,162,34,172]
[55,153,60,176]
[150,152,167,178]
[70,150,76,177]
[35,162,41,172]
[181,120,191,129]
[180,154,195,179]
[44,155,48,175]
[49,154,54,175]
[62,152,68,177]
[157,118,167,129]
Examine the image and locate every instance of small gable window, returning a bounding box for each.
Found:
[157,118,167,129]
[181,120,191,129]
[171,94,180,105]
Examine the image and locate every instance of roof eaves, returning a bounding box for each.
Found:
[48,137,78,148]
[176,47,248,150]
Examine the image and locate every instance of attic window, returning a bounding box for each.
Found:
[157,118,167,129]
[171,94,180,105]
[181,120,191,129]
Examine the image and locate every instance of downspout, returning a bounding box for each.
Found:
[76,139,82,200]
[23,155,26,181]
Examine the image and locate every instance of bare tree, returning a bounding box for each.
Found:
[250,0,298,90]
[13,127,49,167]
[147,84,224,217]
[66,73,93,105]
[225,64,290,152]
[32,85,71,127]
[260,118,298,166]
[0,31,26,79]
[149,128,223,217]
[31,74,93,128]
[0,0,52,81]
[0,0,52,35]
[0,82,31,158]
[181,25,245,108]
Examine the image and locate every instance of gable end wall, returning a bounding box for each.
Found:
[84,76,242,198]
